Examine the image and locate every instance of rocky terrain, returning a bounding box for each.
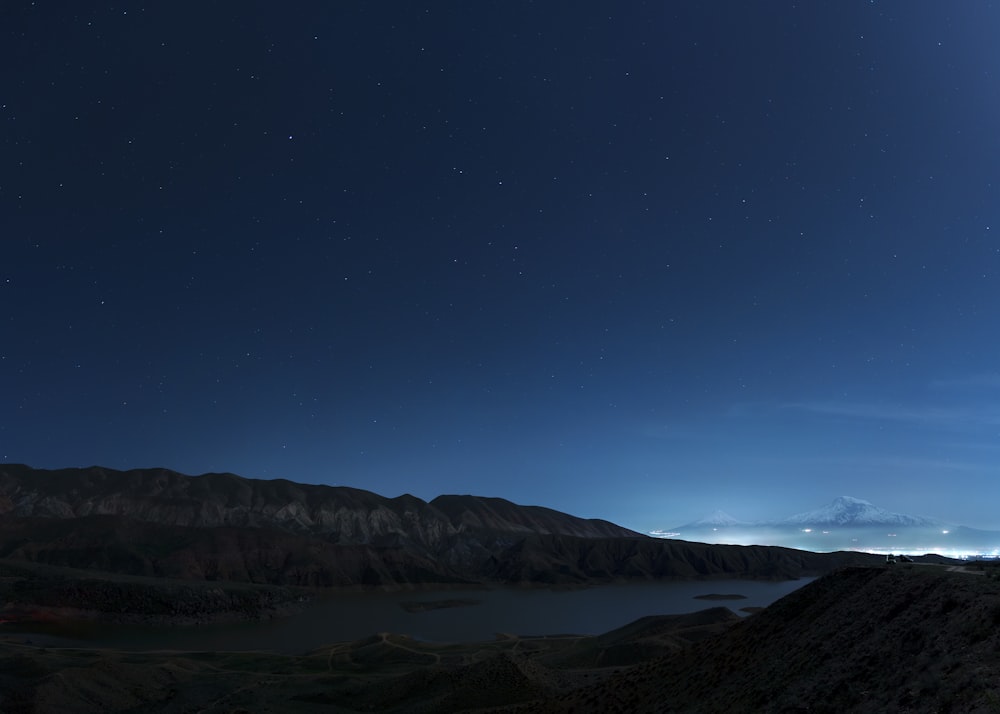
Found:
[1,563,998,712]
[0,464,639,544]
[517,563,1000,713]
[0,465,887,607]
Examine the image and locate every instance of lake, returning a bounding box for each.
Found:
[4,577,814,653]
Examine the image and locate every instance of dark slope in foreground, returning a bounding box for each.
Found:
[523,564,1000,713]
[2,565,997,712]
[0,608,738,713]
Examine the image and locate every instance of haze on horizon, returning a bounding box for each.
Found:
[3,3,999,534]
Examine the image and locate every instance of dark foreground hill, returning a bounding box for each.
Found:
[516,564,1000,713]
[0,465,887,607]
[1,564,997,712]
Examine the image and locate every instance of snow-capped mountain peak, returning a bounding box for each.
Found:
[682,510,750,528]
[779,496,941,528]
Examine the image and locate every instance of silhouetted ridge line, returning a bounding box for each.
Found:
[0,464,883,590]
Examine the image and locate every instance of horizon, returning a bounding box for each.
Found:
[4,3,1000,535]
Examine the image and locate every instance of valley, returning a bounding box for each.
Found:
[2,564,999,712]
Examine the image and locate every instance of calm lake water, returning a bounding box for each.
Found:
[4,578,814,653]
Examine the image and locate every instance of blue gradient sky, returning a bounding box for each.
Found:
[3,2,999,531]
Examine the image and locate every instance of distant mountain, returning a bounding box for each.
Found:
[678,510,752,528]
[656,496,1000,556]
[778,496,943,528]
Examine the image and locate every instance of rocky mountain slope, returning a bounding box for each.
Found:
[0,464,887,598]
[0,464,636,545]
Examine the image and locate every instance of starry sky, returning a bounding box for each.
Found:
[3,2,1000,532]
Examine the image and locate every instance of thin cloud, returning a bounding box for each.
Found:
[783,401,1000,429]
[737,453,992,474]
[930,373,1000,390]
[830,455,991,475]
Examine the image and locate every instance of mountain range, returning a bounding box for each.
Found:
[2,464,990,711]
[657,496,1000,555]
[0,464,887,622]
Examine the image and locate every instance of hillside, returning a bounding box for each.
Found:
[0,464,639,545]
[521,564,1000,713]
[0,465,887,605]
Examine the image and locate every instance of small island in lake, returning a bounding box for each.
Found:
[399,598,482,613]
[694,593,748,601]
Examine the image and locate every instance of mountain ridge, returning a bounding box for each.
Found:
[675,495,945,530]
[0,463,639,546]
[0,464,885,595]
[778,495,943,528]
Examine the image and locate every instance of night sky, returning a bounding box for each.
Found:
[3,2,999,532]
